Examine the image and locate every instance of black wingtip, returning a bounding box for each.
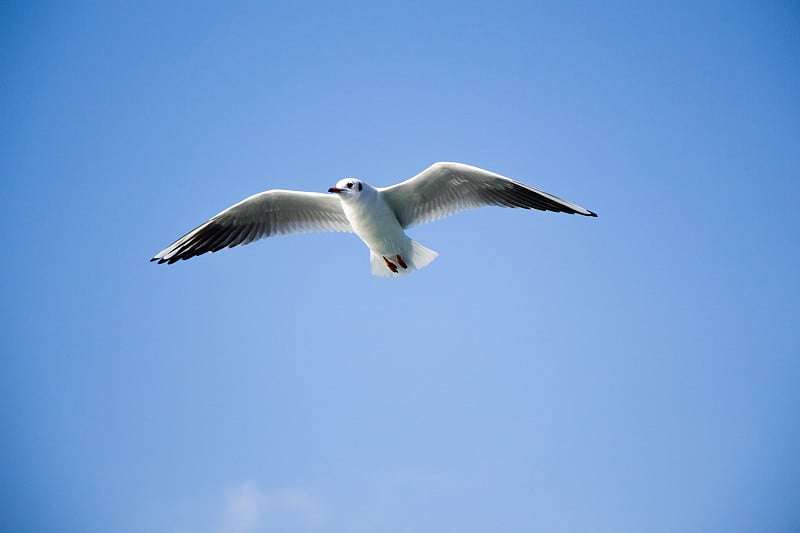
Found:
[587,211,598,217]
[149,257,157,262]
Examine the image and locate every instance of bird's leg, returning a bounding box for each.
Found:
[395,255,408,269]
[382,256,399,273]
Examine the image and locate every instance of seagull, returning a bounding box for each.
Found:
[151,162,597,277]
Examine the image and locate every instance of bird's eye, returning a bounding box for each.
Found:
[347,182,353,189]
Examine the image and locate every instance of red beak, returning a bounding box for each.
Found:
[328,187,342,193]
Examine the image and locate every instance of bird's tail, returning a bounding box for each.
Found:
[370,240,439,278]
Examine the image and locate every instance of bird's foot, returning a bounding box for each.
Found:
[383,256,399,273]
[395,255,408,269]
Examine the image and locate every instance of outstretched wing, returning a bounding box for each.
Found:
[151,190,352,264]
[380,162,597,228]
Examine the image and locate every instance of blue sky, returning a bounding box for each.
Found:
[2,1,799,532]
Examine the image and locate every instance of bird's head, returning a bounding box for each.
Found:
[328,178,365,199]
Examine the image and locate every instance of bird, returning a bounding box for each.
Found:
[150,162,597,277]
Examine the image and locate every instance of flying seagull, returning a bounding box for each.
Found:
[151,162,597,277]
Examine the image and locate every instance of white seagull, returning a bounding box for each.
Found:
[151,162,597,277]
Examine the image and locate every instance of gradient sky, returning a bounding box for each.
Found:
[2,2,799,532]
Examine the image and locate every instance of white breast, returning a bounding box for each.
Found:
[341,192,409,256]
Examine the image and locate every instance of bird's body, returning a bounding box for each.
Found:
[337,181,406,257]
[151,162,597,277]
[330,181,438,276]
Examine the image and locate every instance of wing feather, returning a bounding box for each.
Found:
[151,190,352,264]
[380,162,597,228]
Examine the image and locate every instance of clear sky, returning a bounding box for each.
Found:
[2,2,799,532]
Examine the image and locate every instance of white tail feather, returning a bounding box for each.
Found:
[369,240,439,278]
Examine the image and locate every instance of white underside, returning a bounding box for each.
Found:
[369,240,439,277]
